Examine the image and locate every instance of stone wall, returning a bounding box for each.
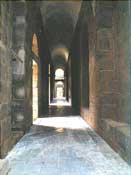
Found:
[0,1,40,158]
[95,1,131,163]
[11,2,42,132]
[71,1,131,164]
[0,1,13,158]
[11,1,28,131]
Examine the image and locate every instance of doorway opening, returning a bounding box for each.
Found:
[56,81,64,99]
[55,68,64,80]
[32,34,39,121]
[52,68,70,106]
[55,68,65,99]
[32,60,38,121]
[49,67,72,116]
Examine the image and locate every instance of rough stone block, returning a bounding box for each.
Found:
[0,117,11,143]
[100,118,130,162]
[96,51,113,67]
[100,105,117,120]
[1,137,12,158]
[100,94,117,105]
[99,71,117,93]
[96,5,113,28]
[0,103,11,120]
[0,159,10,175]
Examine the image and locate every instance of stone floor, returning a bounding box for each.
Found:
[6,116,131,175]
[48,98,74,117]
[0,159,9,175]
[50,97,71,107]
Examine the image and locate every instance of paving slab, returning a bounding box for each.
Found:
[0,159,10,175]
[6,116,131,175]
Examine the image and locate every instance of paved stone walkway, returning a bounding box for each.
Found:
[48,98,74,117]
[7,117,131,175]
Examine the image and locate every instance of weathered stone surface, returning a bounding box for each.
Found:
[0,159,10,175]
[78,1,131,164]
[0,117,11,143]
[99,118,130,162]
[0,104,11,120]
[7,117,131,175]
[0,1,12,158]
[1,138,12,159]
[0,0,131,168]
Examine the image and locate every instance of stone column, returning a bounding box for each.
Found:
[70,28,81,114]
[50,64,54,102]
[38,31,49,117]
[11,1,33,132]
[0,1,12,158]
[65,66,69,101]
[38,59,49,116]
[68,57,72,103]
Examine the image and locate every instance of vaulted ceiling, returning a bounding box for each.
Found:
[39,1,82,68]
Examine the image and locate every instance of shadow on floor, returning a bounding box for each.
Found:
[6,116,131,175]
[48,98,76,117]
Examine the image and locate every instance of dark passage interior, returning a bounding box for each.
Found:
[0,1,131,174]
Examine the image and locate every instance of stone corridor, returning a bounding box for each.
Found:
[1,1,131,174]
[6,117,131,175]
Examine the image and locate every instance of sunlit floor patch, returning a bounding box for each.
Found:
[33,116,90,130]
[7,116,131,175]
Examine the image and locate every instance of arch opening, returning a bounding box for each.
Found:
[32,34,39,121]
[55,68,64,80]
[54,68,65,99]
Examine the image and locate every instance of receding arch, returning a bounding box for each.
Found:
[55,68,64,80]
